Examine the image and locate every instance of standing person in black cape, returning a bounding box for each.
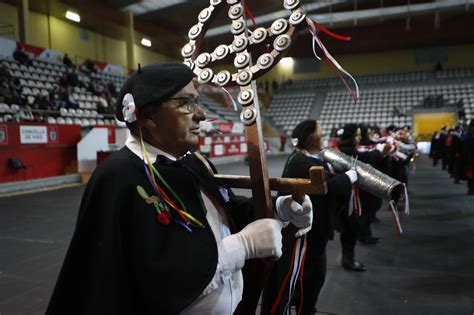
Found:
[338,124,382,268]
[261,119,355,315]
[464,120,474,195]
[430,130,441,167]
[46,63,313,315]
[358,124,389,230]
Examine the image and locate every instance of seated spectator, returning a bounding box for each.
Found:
[67,69,79,87]
[95,82,105,94]
[50,85,67,109]
[83,59,97,73]
[66,92,79,109]
[13,47,32,66]
[456,98,466,121]
[63,53,74,68]
[59,72,69,87]
[38,94,54,110]
[97,93,108,114]
[0,79,13,104]
[0,64,11,81]
[107,81,117,97]
[9,78,23,105]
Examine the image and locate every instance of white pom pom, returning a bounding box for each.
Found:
[122,93,137,123]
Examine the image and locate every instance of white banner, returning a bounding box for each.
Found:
[20,126,48,144]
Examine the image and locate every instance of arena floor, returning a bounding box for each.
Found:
[0,155,473,314]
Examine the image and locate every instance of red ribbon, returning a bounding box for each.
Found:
[309,19,351,41]
[307,23,358,104]
[271,240,298,315]
[243,2,258,30]
[297,238,308,315]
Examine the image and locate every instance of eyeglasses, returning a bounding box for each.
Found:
[167,95,203,114]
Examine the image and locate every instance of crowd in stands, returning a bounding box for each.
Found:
[429,120,474,195]
[0,49,123,125]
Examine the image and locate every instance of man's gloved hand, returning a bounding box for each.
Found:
[345,169,358,184]
[275,195,313,237]
[230,218,285,260]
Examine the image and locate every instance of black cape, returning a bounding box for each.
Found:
[46,147,255,315]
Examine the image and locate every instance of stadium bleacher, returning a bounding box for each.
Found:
[267,68,474,136]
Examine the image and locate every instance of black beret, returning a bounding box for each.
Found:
[116,62,193,121]
[292,119,317,148]
[342,123,359,140]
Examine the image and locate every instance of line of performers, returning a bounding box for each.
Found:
[262,120,417,315]
[429,120,474,194]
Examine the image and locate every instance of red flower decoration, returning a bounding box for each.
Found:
[156,212,170,225]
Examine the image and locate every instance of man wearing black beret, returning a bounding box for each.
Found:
[262,119,355,314]
[46,63,313,314]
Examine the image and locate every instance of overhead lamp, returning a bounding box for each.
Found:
[280,57,294,67]
[141,38,152,47]
[65,10,81,23]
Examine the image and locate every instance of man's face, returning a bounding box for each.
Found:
[145,81,206,157]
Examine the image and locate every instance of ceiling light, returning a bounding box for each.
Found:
[65,11,81,23]
[141,38,152,47]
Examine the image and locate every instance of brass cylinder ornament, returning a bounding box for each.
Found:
[271,18,289,35]
[188,24,202,40]
[251,27,268,44]
[284,0,300,10]
[234,52,250,69]
[228,4,244,19]
[238,89,254,105]
[216,70,231,86]
[289,10,306,25]
[231,19,246,35]
[240,107,257,125]
[257,53,274,70]
[214,44,229,60]
[196,52,212,68]
[232,36,248,53]
[181,43,195,58]
[198,8,212,23]
[236,69,252,86]
[198,68,214,84]
[273,34,291,51]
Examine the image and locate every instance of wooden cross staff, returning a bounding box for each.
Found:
[182,0,327,313]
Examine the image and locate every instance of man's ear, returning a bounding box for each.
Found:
[143,117,156,129]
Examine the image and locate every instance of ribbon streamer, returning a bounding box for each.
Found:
[389,200,403,239]
[306,18,359,104]
[402,183,410,215]
[242,1,259,30]
[221,86,239,111]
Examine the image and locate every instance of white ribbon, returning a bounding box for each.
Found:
[306,18,360,100]
[122,93,137,123]
[220,87,239,111]
[291,138,299,147]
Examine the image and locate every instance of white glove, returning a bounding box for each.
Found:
[229,219,284,260]
[275,195,313,237]
[345,169,358,184]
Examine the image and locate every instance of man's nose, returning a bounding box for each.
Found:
[194,104,207,121]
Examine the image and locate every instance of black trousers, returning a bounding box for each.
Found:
[261,235,328,315]
[339,214,358,263]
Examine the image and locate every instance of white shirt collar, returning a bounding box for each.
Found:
[125,133,177,164]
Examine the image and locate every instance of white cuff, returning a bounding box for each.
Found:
[274,196,291,227]
[220,234,246,274]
